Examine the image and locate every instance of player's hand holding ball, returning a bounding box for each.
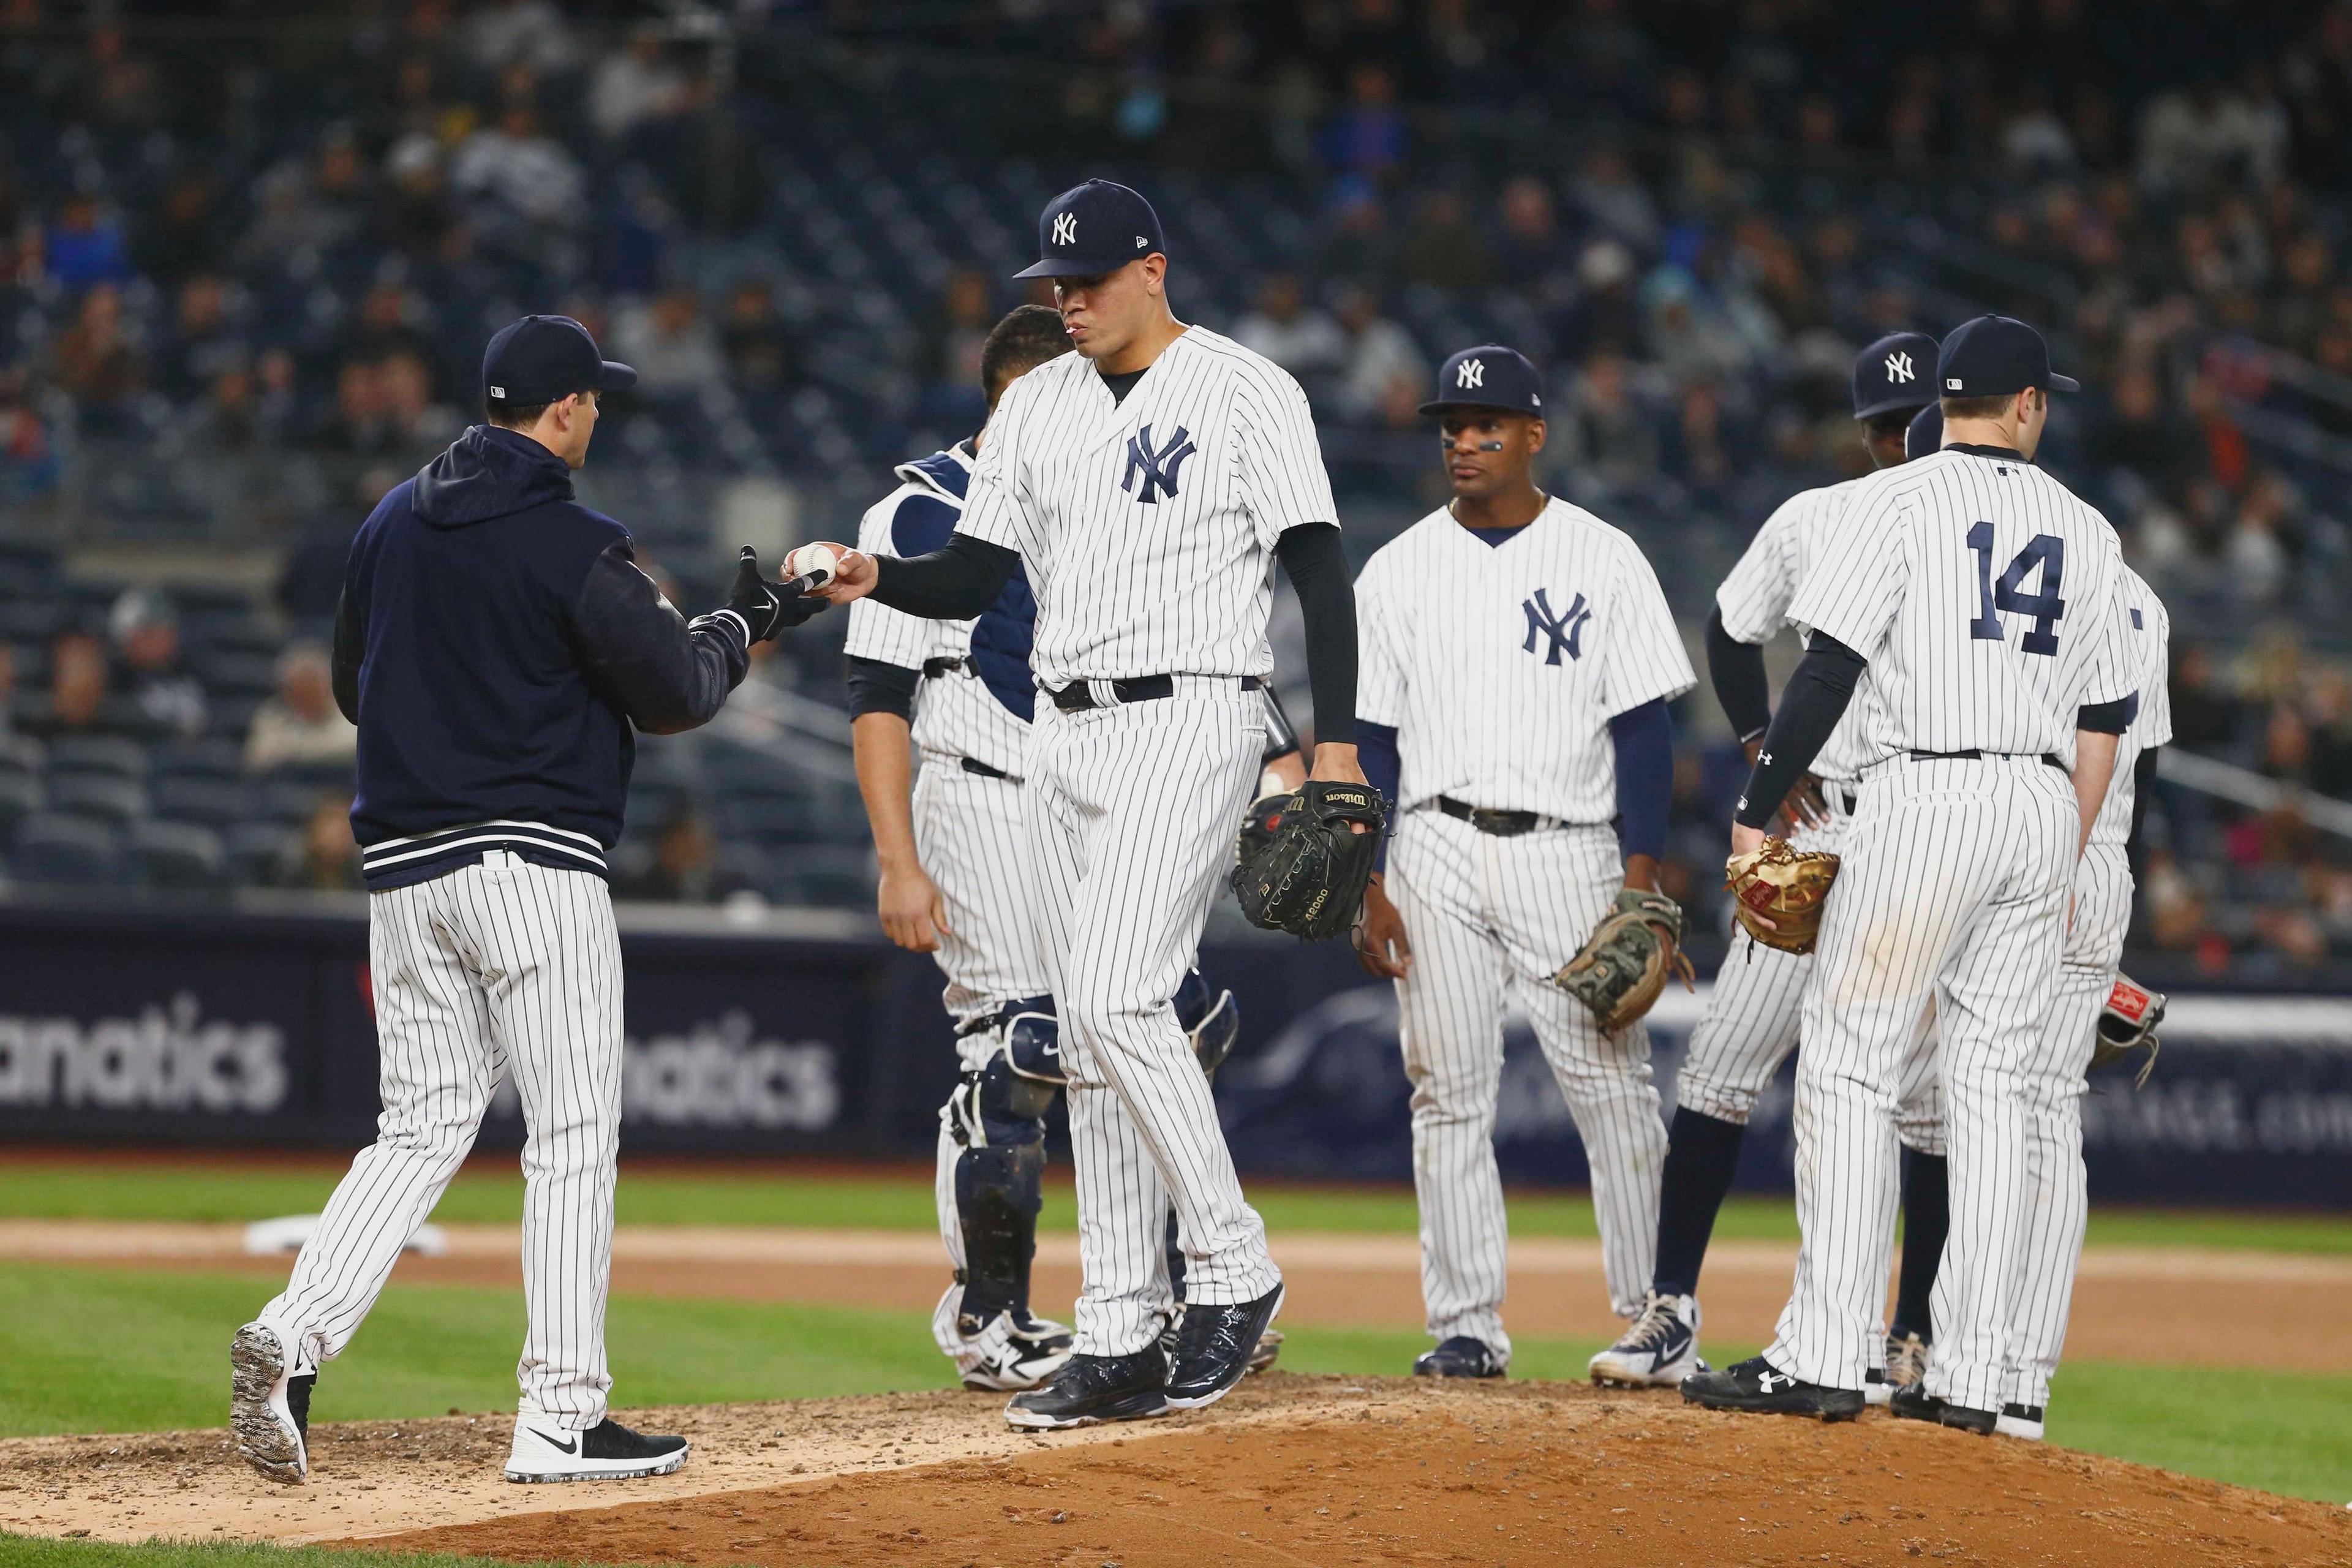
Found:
[796,542,876,605]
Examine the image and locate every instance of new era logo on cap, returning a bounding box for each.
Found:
[489,385,506,399]
[1947,378,1962,389]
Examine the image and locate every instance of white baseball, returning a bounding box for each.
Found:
[785,543,840,589]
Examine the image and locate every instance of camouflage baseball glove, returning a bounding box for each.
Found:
[1551,888,1695,1033]
[2090,974,2165,1087]
[1724,835,1841,956]
[1230,781,1387,941]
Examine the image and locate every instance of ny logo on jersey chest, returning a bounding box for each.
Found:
[1121,423,1197,505]
[1521,587,1591,665]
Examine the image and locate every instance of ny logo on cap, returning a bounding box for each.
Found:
[1886,350,1914,383]
[1521,587,1591,666]
[1052,212,1077,247]
[1457,358,1485,390]
[1121,423,1197,505]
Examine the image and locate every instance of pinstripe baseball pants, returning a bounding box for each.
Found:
[1767,756,2075,1407]
[2007,842,2133,1410]
[1025,685,1280,1357]
[259,853,623,1427]
[1388,812,1668,1359]
[1679,794,1946,1156]
[914,756,1052,1358]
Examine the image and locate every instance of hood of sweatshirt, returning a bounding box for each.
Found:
[411,424,576,529]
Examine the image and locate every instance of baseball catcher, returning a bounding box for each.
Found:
[1553,888,1696,1032]
[1231,780,1387,940]
[1723,835,1841,955]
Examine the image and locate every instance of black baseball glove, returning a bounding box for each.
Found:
[1229,780,1387,940]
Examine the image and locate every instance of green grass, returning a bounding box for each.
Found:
[0,1540,584,1568]
[0,1262,2345,1506]
[5,1161,2348,1254]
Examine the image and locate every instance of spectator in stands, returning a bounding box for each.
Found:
[1329,284,1424,425]
[610,287,725,401]
[451,103,585,235]
[245,641,357,774]
[1321,62,1407,178]
[377,349,462,454]
[2169,643,2245,753]
[377,135,458,261]
[619,807,723,903]
[282,790,363,892]
[1314,176,1398,282]
[159,274,239,402]
[927,269,995,397]
[591,27,691,144]
[1234,274,1346,382]
[134,172,227,283]
[1396,189,1492,290]
[462,0,579,78]
[111,590,205,739]
[321,356,393,453]
[1553,346,1660,492]
[43,192,131,288]
[49,283,145,414]
[1567,145,1660,255]
[1491,175,1568,291]
[0,368,59,501]
[18,631,115,739]
[720,279,795,393]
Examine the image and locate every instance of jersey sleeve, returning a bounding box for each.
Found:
[1597,535,1698,717]
[2133,592,2173,748]
[2076,549,2139,711]
[1788,483,1906,658]
[957,377,1031,554]
[842,494,950,669]
[1237,366,1339,548]
[1354,549,1408,729]
[1714,499,1800,644]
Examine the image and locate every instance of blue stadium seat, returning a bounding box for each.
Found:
[150,774,254,829]
[47,772,146,827]
[45,733,149,780]
[151,736,246,780]
[11,813,125,886]
[130,819,230,891]
[224,821,295,886]
[0,771,40,840]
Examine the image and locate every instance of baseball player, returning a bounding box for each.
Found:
[1684,315,2138,1426]
[1350,345,1695,1379]
[842,303,1303,1392]
[1588,337,1952,1395]
[815,180,1363,1428]
[1999,566,2169,1441]
[230,315,810,1484]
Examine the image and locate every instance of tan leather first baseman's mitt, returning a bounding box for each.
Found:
[2089,974,2165,1087]
[1551,888,1695,1033]
[1724,836,1841,955]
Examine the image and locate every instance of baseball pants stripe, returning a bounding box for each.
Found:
[1768,758,2072,1403]
[261,854,623,1426]
[1026,690,1279,1357]
[1389,812,1667,1357]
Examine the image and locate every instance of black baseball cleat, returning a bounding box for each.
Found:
[504,1416,691,1482]
[1888,1383,1997,1434]
[1166,1282,1285,1410]
[1005,1348,1170,1430]
[1413,1336,1506,1379]
[1680,1355,1862,1421]
[230,1321,315,1483]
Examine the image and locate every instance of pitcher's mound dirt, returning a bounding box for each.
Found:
[350,1378,2350,1568]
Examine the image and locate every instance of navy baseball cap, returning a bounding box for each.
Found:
[1936,315,2079,399]
[1905,402,1943,461]
[482,315,636,405]
[1014,179,1166,279]
[1420,345,1545,417]
[1853,331,1938,420]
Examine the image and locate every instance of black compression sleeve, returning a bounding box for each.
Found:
[2129,745,2160,856]
[870,533,1019,620]
[1734,633,1866,829]
[1705,605,1773,744]
[1274,522,1357,745]
[845,655,921,721]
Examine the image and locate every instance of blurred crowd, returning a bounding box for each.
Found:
[1,0,2350,975]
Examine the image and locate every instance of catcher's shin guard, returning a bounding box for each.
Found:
[1173,967,1240,1075]
[946,1001,1061,1325]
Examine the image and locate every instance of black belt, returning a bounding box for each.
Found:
[1909,749,2066,772]
[960,756,1019,783]
[1434,796,1556,837]
[922,656,965,678]
[1049,674,1261,713]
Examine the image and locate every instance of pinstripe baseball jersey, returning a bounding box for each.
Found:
[1788,446,2137,764]
[1716,479,1877,784]
[2091,566,2173,848]
[1356,499,1695,821]
[956,326,1336,685]
[844,443,1035,778]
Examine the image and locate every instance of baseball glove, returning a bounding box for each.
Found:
[1235,791,1288,862]
[2090,974,2165,1087]
[1230,781,1387,940]
[1724,836,1841,955]
[1551,888,1695,1033]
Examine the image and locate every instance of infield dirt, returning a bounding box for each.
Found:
[7,1378,2350,1566]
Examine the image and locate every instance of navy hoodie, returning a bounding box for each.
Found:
[333,424,748,889]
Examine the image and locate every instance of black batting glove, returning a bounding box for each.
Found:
[723,546,811,644]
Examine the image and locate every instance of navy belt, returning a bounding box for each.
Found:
[1049,674,1262,713]
[922,657,965,678]
[960,756,1019,783]
[1910,749,2065,772]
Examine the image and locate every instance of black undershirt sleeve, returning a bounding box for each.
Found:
[870,533,1019,620]
[2078,692,2136,735]
[1273,522,1356,745]
[2128,745,2160,858]
[1734,632,1867,829]
[1704,605,1773,744]
[845,655,921,721]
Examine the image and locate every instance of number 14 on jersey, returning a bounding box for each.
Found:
[1966,523,2065,655]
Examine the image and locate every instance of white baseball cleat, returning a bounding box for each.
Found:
[503,1415,690,1482]
[230,1319,312,1484]
[1996,1401,2047,1441]
[1587,1291,1702,1388]
[955,1308,1077,1392]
